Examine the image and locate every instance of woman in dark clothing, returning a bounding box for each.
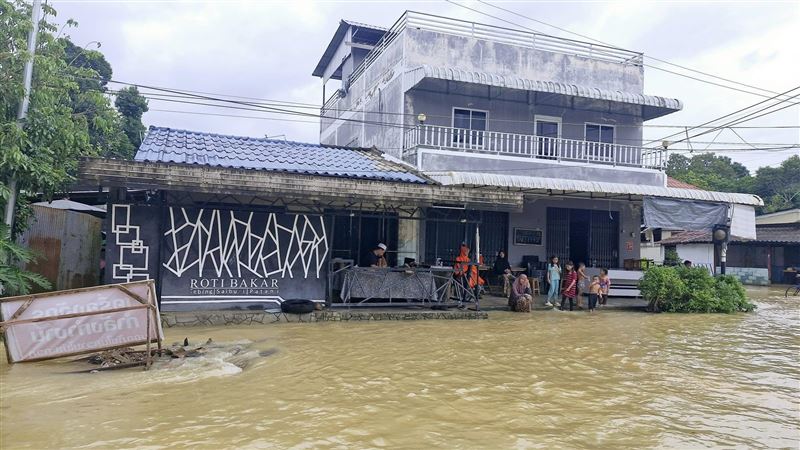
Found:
[493,250,512,296]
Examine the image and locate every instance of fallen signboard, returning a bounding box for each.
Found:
[0,280,163,366]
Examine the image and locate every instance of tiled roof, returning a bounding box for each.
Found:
[667,177,700,190]
[135,126,428,184]
[659,230,712,245]
[659,224,800,245]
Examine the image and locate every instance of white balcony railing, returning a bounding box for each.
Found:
[404,125,667,170]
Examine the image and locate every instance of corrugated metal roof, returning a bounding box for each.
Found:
[425,171,763,206]
[406,65,682,120]
[135,126,428,184]
[33,199,105,213]
[660,224,800,245]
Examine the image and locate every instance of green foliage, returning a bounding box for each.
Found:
[2,0,94,216]
[0,224,51,296]
[753,156,800,213]
[664,247,680,265]
[666,153,753,192]
[115,86,148,150]
[666,153,800,214]
[2,0,149,234]
[639,265,755,313]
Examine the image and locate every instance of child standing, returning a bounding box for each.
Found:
[598,268,611,307]
[588,275,601,312]
[560,261,578,311]
[576,262,588,309]
[545,255,561,307]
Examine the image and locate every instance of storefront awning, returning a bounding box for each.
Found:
[425,171,763,206]
[79,159,524,212]
[405,65,682,120]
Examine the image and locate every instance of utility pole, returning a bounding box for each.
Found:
[4,0,42,229]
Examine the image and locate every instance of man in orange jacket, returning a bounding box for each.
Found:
[454,243,484,289]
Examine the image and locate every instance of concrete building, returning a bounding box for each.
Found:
[314,11,759,270]
[658,209,800,285]
[78,12,765,311]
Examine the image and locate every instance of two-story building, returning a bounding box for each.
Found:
[314,11,761,270]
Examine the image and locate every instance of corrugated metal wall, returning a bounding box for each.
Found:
[16,205,102,291]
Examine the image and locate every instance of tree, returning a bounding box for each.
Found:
[666,152,799,213]
[1,0,94,228]
[666,152,753,193]
[1,1,95,294]
[60,38,137,159]
[752,156,800,213]
[115,86,148,150]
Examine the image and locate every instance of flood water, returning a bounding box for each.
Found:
[1,286,798,449]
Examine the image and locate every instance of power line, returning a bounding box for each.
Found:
[68,73,800,132]
[670,88,800,145]
[473,0,793,101]
[647,85,800,146]
[113,89,800,148]
[65,74,798,152]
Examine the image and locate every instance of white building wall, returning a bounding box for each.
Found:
[676,244,715,267]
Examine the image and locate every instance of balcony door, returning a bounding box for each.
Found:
[585,123,615,162]
[535,115,561,158]
[452,108,487,148]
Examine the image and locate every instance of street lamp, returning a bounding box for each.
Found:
[417,113,427,125]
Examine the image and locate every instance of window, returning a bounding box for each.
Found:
[585,123,615,161]
[585,124,614,143]
[452,108,487,146]
[535,115,561,157]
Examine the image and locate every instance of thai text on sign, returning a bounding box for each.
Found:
[0,280,162,363]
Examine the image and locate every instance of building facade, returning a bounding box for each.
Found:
[313,11,757,270]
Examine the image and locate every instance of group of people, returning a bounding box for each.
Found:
[366,243,613,313]
[496,252,611,313]
[545,256,611,312]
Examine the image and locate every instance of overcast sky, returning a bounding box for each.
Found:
[50,0,799,172]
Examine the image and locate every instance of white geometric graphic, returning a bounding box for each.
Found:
[162,207,329,279]
[111,204,151,282]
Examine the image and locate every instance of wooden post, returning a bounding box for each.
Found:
[144,301,152,371]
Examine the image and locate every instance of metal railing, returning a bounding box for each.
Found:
[321,89,344,116]
[404,124,666,170]
[345,11,643,92]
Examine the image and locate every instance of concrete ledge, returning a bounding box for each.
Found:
[161,309,488,327]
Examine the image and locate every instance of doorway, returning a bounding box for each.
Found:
[569,209,590,265]
[547,207,620,268]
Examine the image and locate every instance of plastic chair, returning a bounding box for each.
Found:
[529,277,541,296]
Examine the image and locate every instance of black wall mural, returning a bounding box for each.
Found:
[107,203,330,311]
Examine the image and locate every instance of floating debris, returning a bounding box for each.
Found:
[69,338,276,374]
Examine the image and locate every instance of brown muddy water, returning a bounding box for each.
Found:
[1,286,798,449]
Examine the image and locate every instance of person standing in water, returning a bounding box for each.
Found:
[560,261,578,311]
[587,275,601,312]
[576,262,588,309]
[546,255,561,307]
[599,268,611,307]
